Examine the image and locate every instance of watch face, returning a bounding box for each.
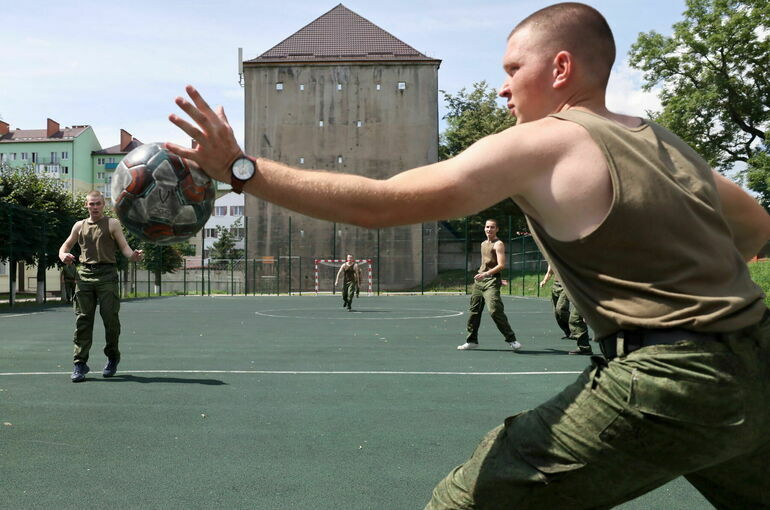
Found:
[232,157,255,180]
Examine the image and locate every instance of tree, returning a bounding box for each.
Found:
[629,0,769,207]
[211,219,244,262]
[0,163,86,302]
[123,230,190,293]
[439,81,526,236]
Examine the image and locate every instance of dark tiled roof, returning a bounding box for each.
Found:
[247,4,440,64]
[93,139,143,155]
[0,126,89,143]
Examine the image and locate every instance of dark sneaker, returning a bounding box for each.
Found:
[71,363,90,383]
[102,359,119,378]
[569,349,593,356]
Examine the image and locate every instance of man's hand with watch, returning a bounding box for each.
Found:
[166,85,257,193]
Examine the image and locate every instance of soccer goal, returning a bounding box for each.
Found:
[313,258,374,295]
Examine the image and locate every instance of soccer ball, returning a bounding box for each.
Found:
[111,143,215,245]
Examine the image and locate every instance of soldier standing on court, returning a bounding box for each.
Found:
[457,219,521,351]
[165,2,770,503]
[540,264,593,355]
[334,254,360,311]
[59,190,143,382]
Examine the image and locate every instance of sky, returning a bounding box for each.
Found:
[1,0,687,150]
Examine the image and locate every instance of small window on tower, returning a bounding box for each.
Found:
[299,84,305,91]
[276,82,284,90]
[337,156,343,164]
[299,157,305,165]
[376,83,381,91]
[337,83,343,91]
[319,120,324,127]
[397,81,406,90]
[356,121,363,128]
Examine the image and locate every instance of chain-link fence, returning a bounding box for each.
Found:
[2,209,550,306]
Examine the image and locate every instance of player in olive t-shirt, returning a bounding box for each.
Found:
[59,191,143,383]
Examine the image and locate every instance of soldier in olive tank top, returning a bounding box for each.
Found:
[457,220,520,351]
[59,191,143,382]
[334,254,360,311]
[167,4,770,508]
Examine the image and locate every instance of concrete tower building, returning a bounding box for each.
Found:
[242,4,441,292]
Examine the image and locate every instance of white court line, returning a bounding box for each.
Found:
[0,312,41,318]
[255,308,464,320]
[0,369,581,376]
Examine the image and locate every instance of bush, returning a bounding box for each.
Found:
[749,259,770,307]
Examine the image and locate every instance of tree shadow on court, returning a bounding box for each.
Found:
[96,374,227,385]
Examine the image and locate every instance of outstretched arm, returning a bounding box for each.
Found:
[59,221,82,264]
[110,219,144,261]
[334,265,344,286]
[713,171,770,261]
[540,265,554,287]
[166,86,554,229]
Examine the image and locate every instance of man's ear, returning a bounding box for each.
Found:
[552,50,573,89]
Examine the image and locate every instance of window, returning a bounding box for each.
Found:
[61,151,69,159]
[205,228,218,238]
[319,120,324,127]
[398,81,406,90]
[97,157,104,165]
[276,82,284,90]
[21,152,28,161]
[231,227,245,238]
[336,83,342,91]
[299,84,305,91]
[31,152,38,163]
[298,157,305,165]
[376,83,381,91]
[356,121,363,128]
[230,206,244,216]
[97,172,106,180]
[61,166,69,175]
[50,152,58,163]
[337,156,343,164]
[108,157,115,164]
[214,206,227,216]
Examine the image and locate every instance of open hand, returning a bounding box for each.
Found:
[166,85,242,183]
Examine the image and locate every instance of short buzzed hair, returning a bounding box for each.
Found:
[510,3,616,88]
[86,190,104,201]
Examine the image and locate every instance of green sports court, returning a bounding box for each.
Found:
[1,294,711,509]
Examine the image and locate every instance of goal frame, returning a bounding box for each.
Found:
[313,259,374,295]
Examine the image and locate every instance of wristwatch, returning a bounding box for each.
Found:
[230,155,256,194]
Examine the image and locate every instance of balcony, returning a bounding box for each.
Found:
[105,163,118,170]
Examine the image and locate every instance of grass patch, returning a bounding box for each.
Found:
[749,259,770,307]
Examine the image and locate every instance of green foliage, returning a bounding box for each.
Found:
[211,218,244,260]
[439,81,525,233]
[748,259,770,307]
[0,163,86,268]
[124,230,188,286]
[629,0,769,206]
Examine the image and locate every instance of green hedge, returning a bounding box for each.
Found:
[749,259,770,307]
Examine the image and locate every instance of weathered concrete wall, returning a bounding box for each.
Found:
[243,62,440,290]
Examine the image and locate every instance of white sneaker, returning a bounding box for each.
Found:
[508,341,522,351]
[457,342,479,350]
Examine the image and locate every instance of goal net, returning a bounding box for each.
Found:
[313,259,373,295]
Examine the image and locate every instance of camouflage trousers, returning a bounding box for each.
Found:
[552,279,591,351]
[426,311,770,509]
[342,280,358,308]
[72,265,121,364]
[466,276,516,344]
